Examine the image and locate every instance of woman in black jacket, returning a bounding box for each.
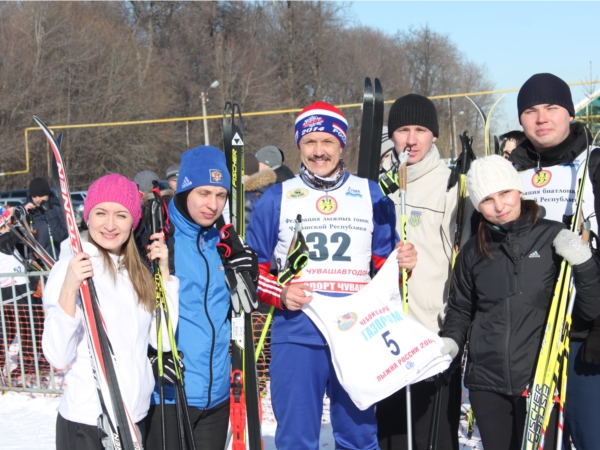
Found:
[440,155,600,450]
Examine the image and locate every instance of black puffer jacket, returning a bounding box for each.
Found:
[510,122,600,339]
[442,213,600,396]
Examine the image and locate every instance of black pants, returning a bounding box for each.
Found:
[56,413,146,450]
[376,370,461,450]
[469,390,558,450]
[144,398,230,450]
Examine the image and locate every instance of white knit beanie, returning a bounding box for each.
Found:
[467,155,524,211]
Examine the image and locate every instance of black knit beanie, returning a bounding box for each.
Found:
[517,73,574,121]
[28,177,51,198]
[387,94,439,138]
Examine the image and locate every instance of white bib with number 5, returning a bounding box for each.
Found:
[302,249,452,410]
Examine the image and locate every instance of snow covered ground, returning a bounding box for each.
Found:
[0,380,482,449]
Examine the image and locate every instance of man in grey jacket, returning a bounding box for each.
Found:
[377,94,464,450]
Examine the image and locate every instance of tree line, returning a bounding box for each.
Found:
[0,1,494,191]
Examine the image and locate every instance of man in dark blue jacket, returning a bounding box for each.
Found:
[25,177,67,259]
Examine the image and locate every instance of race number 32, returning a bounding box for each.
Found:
[306,232,351,262]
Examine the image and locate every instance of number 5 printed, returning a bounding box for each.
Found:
[382,330,400,355]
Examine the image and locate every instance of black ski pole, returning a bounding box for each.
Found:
[150,197,168,450]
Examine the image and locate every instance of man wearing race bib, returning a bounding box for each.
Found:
[246,101,417,449]
[509,73,600,450]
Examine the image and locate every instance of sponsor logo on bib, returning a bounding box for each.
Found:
[286,188,309,199]
[388,288,402,306]
[531,170,552,188]
[316,195,338,215]
[345,187,362,198]
[336,312,358,331]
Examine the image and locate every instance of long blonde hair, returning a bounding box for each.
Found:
[88,231,155,313]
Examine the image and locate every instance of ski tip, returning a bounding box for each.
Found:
[32,115,44,127]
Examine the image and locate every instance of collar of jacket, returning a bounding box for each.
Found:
[485,211,537,243]
[81,240,125,273]
[170,195,216,242]
[299,169,350,192]
[407,144,441,183]
[245,168,277,192]
[510,122,590,170]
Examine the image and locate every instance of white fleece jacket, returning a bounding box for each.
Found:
[42,241,179,426]
[388,145,471,332]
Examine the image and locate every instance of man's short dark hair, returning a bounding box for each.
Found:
[499,130,527,144]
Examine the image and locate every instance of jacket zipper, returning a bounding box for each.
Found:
[504,297,513,394]
[503,235,520,394]
[197,229,216,409]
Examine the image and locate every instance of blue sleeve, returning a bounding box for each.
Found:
[369,180,399,260]
[246,184,282,264]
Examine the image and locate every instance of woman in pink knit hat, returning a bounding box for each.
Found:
[42,173,179,449]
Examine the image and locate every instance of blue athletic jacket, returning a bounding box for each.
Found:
[246,172,398,346]
[151,199,231,409]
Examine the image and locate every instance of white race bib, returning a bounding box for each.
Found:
[303,250,451,410]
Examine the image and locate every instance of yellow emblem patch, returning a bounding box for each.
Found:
[532,170,552,188]
[316,195,338,215]
[286,188,309,199]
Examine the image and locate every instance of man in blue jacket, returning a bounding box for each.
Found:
[145,145,233,450]
[247,101,416,449]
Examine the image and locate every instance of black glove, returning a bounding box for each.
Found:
[277,232,309,286]
[582,317,600,364]
[217,222,259,313]
[148,347,185,385]
[40,200,52,212]
[216,223,259,284]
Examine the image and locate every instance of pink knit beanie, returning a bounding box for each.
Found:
[84,174,142,229]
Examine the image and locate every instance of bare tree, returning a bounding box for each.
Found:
[0,2,495,191]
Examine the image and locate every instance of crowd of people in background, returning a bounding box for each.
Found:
[0,71,598,450]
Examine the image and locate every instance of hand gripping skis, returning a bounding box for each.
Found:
[521,131,593,450]
[34,116,143,450]
[148,183,196,450]
[4,205,56,271]
[222,103,262,450]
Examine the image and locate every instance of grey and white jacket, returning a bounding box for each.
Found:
[388,144,471,332]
